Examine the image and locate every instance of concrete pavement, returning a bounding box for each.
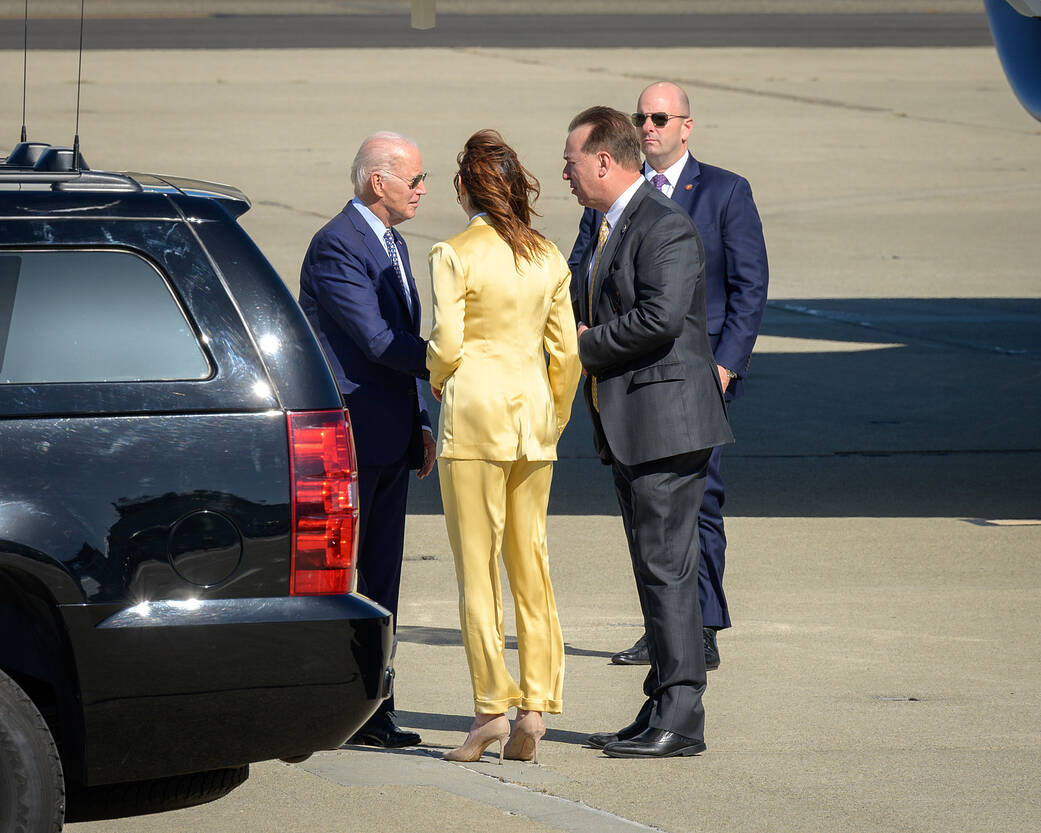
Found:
[63,516,1041,833]
[4,20,1038,833]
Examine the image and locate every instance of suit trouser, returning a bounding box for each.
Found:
[438,457,564,715]
[701,336,734,631]
[357,456,409,715]
[698,441,731,629]
[612,448,712,741]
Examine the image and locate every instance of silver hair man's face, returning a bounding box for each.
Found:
[351,131,417,196]
[374,142,427,225]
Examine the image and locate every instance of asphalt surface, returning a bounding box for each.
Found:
[3,12,1038,833]
[0,13,994,50]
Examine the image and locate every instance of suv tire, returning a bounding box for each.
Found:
[0,669,65,833]
[66,764,250,823]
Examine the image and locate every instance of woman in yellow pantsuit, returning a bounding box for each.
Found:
[427,130,581,764]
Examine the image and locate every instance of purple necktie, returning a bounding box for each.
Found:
[651,173,668,191]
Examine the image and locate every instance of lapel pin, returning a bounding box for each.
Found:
[685,184,693,191]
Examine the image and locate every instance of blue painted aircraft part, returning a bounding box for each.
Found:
[985,0,1041,122]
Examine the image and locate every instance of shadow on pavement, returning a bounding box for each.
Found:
[397,625,614,659]
[408,298,1041,520]
[394,710,597,747]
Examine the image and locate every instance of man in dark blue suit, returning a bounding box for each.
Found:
[569,83,768,671]
[300,131,435,748]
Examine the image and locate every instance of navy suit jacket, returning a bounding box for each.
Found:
[299,202,430,468]
[569,154,768,399]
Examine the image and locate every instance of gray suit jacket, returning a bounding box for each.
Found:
[572,180,733,466]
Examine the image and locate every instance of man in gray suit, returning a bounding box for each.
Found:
[563,106,733,758]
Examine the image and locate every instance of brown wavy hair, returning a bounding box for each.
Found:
[456,130,549,266]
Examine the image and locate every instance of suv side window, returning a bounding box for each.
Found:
[0,250,209,383]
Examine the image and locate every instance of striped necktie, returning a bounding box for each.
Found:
[384,229,412,316]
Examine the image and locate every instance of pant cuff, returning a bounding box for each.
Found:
[519,698,562,714]
[474,696,522,714]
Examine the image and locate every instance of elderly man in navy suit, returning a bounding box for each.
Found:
[569,82,769,672]
[299,131,435,748]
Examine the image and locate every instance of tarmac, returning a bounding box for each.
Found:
[2,8,1040,832]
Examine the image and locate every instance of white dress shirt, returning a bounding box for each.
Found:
[351,197,412,311]
[588,175,646,286]
[642,153,689,199]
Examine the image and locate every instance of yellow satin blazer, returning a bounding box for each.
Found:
[426,216,580,461]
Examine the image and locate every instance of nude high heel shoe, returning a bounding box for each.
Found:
[443,715,510,764]
[504,710,546,763]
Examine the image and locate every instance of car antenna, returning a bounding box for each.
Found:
[19,0,28,142]
[71,0,86,169]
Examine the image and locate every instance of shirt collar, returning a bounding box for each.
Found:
[604,176,645,231]
[643,152,689,190]
[350,197,392,248]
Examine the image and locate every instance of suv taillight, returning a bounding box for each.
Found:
[287,410,359,595]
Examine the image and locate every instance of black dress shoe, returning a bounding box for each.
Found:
[610,633,650,665]
[704,627,720,671]
[349,711,421,748]
[603,728,706,758]
[587,700,652,748]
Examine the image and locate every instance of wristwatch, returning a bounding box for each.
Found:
[725,367,738,381]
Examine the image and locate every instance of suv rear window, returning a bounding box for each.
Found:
[0,250,209,383]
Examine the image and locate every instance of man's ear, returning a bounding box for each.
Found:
[597,151,611,177]
[680,116,694,145]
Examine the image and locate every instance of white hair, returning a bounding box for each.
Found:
[350,131,418,196]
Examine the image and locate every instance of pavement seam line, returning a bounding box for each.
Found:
[301,748,663,833]
[438,758,664,833]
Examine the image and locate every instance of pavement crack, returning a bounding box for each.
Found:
[459,50,1038,135]
[253,199,331,220]
[252,202,444,245]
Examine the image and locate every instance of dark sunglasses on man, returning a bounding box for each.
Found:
[630,112,688,128]
[382,170,429,190]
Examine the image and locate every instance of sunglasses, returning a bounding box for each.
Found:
[382,170,428,190]
[630,112,688,128]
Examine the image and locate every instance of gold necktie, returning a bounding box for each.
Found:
[588,217,609,316]
[588,217,609,411]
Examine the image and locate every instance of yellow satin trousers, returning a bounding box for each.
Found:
[438,457,564,715]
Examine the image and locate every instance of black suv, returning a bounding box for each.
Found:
[0,142,394,831]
